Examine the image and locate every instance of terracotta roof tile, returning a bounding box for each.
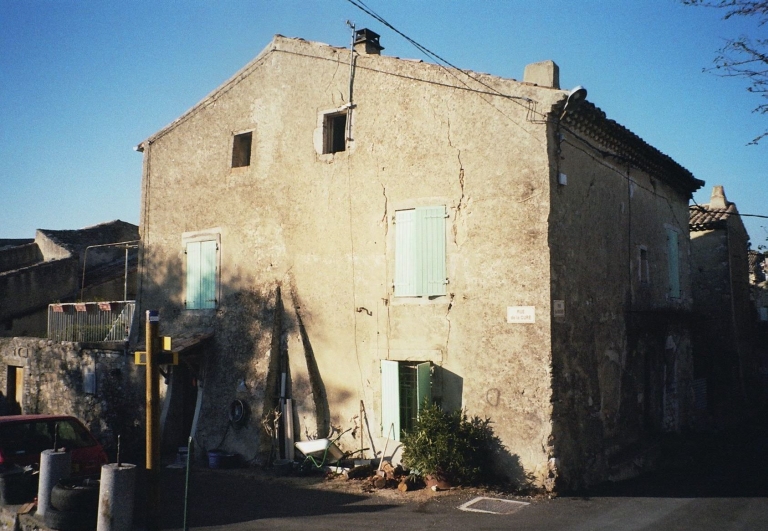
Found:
[556,101,704,196]
[689,203,737,231]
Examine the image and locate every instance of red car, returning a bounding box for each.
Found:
[0,415,108,476]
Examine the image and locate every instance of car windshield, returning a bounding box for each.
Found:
[0,418,96,456]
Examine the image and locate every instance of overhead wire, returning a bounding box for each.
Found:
[346,0,748,232]
[345,0,553,138]
[346,0,536,106]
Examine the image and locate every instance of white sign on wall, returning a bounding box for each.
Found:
[507,306,535,324]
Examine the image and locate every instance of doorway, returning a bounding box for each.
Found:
[6,366,23,415]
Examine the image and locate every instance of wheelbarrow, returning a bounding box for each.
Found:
[294,428,349,469]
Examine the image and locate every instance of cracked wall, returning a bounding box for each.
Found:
[548,130,696,489]
[139,36,567,485]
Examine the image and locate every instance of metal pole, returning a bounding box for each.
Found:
[145,310,160,531]
[346,20,356,142]
[183,436,193,531]
[124,247,129,302]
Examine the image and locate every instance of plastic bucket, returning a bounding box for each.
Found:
[208,449,235,469]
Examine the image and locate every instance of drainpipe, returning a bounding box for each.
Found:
[346,20,356,142]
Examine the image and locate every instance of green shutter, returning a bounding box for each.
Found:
[395,207,446,297]
[186,240,217,309]
[200,240,217,309]
[186,241,202,309]
[395,210,417,297]
[416,362,431,416]
[381,360,401,441]
[420,206,446,296]
[667,229,680,298]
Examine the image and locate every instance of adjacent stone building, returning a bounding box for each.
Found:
[136,30,703,490]
[690,186,757,419]
[0,220,139,337]
[0,221,143,456]
[0,337,144,459]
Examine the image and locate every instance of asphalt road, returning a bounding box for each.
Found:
[135,410,768,531]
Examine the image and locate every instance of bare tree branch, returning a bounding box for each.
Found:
[684,0,768,143]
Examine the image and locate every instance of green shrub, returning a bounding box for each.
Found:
[401,402,502,485]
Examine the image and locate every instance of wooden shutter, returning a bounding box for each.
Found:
[420,206,446,296]
[200,240,218,309]
[416,362,431,417]
[667,229,680,298]
[186,240,217,309]
[381,360,401,441]
[186,241,202,309]
[395,210,417,297]
[395,207,446,297]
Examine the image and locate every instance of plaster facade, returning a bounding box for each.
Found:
[137,34,702,490]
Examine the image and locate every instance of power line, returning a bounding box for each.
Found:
[345,0,541,109]
[689,204,768,220]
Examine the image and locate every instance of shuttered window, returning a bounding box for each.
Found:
[381,360,432,441]
[186,240,218,309]
[381,360,401,441]
[666,228,680,299]
[394,206,447,297]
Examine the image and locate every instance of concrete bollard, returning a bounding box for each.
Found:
[37,449,71,518]
[97,463,136,531]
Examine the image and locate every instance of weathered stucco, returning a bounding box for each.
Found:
[139,35,562,485]
[137,34,701,490]
[549,135,697,487]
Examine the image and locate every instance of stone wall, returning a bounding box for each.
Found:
[548,129,696,489]
[0,337,145,460]
[0,242,42,274]
[0,258,79,323]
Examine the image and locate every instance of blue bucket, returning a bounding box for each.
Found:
[208,449,236,469]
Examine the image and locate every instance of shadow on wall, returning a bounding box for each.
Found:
[138,251,347,463]
[292,290,331,439]
[433,365,463,413]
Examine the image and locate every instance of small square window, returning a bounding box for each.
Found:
[324,113,347,154]
[232,132,252,168]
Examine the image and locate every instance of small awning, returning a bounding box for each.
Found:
[169,331,214,355]
[134,330,214,355]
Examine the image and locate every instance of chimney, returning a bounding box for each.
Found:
[710,185,728,210]
[354,28,384,55]
[523,60,560,89]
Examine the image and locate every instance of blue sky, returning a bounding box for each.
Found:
[1,0,766,245]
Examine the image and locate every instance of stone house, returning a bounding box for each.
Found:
[136,30,703,490]
[689,186,758,417]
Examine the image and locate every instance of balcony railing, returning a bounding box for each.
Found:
[48,301,136,343]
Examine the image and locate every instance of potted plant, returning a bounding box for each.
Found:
[401,402,501,487]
